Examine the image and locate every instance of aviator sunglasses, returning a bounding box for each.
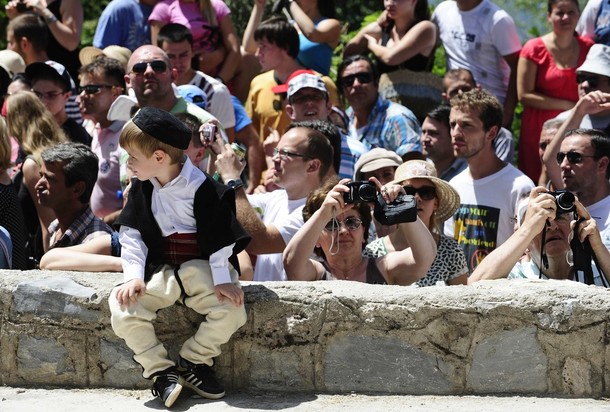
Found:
[576,73,602,88]
[324,217,363,232]
[131,60,168,75]
[556,151,597,165]
[403,185,436,200]
[78,84,115,95]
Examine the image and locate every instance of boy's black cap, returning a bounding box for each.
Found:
[132,107,191,150]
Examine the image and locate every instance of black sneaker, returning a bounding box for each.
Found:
[151,368,183,408]
[179,358,225,399]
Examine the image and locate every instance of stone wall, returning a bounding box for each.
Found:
[0,270,608,396]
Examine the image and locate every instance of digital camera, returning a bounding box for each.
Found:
[548,190,575,216]
[200,123,217,145]
[343,181,377,204]
[16,0,32,12]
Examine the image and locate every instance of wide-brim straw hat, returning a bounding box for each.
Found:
[390,160,460,222]
[79,45,132,70]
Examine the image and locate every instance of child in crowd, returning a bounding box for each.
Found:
[108,107,250,408]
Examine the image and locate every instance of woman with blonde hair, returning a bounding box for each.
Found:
[7,91,68,265]
[149,0,241,84]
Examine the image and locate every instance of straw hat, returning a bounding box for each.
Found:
[390,160,460,222]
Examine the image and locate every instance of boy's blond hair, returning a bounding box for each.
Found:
[120,120,184,164]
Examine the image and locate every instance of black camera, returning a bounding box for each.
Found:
[271,0,288,14]
[16,0,32,12]
[343,181,377,204]
[548,190,575,216]
[374,194,417,225]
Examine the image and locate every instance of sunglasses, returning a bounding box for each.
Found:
[273,147,311,160]
[576,73,603,88]
[403,185,436,200]
[131,60,168,75]
[78,84,115,95]
[340,72,373,88]
[556,151,597,165]
[324,217,363,232]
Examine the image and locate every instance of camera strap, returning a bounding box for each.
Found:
[539,220,550,277]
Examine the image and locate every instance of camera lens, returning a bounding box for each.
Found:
[358,183,377,202]
[556,191,575,211]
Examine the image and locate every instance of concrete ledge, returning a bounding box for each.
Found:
[0,270,608,396]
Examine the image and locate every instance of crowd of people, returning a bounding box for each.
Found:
[2,0,610,407]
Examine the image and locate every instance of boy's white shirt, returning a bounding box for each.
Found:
[120,157,234,285]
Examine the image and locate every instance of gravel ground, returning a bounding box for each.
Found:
[1,387,609,412]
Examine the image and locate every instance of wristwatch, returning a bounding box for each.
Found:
[226,178,244,190]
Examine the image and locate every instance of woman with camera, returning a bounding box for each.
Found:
[363,160,468,286]
[469,187,610,286]
[283,176,436,284]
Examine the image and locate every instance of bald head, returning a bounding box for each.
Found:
[127,45,171,72]
[125,45,176,110]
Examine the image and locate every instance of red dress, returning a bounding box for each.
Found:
[518,36,593,182]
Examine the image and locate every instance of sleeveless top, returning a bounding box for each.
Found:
[376,23,433,74]
[297,18,333,76]
[47,0,81,80]
[321,258,387,284]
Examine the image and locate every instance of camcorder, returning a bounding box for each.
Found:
[343,181,417,225]
[548,190,576,216]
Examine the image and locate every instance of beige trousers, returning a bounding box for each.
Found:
[109,259,247,379]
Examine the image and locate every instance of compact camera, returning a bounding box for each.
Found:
[343,181,377,204]
[16,0,32,12]
[548,190,575,216]
[374,194,417,225]
[200,123,217,145]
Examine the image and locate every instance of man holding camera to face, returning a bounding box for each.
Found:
[469,187,610,287]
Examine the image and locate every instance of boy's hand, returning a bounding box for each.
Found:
[115,279,146,307]
[214,283,244,306]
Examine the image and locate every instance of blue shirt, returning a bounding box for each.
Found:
[347,96,421,157]
[94,0,153,50]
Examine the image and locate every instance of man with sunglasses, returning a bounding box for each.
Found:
[78,56,126,224]
[336,54,422,161]
[215,126,333,281]
[544,129,610,249]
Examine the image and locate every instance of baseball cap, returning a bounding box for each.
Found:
[576,44,610,78]
[176,84,208,110]
[25,60,75,91]
[271,69,315,94]
[287,73,328,100]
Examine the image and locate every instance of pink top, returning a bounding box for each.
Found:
[149,0,230,54]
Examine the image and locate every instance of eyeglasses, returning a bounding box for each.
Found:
[556,151,598,165]
[130,60,168,75]
[324,217,363,232]
[289,91,327,105]
[340,72,373,88]
[32,89,65,100]
[272,147,311,160]
[78,84,115,95]
[403,185,436,200]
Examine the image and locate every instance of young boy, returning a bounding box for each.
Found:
[108,107,250,408]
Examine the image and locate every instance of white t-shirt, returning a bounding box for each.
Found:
[555,110,610,130]
[247,190,306,281]
[188,71,236,129]
[444,163,534,272]
[432,0,521,104]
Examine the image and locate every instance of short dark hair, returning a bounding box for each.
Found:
[79,56,126,91]
[254,16,300,59]
[41,143,99,204]
[425,105,451,130]
[157,23,193,47]
[565,128,610,178]
[337,54,379,96]
[8,14,48,52]
[174,112,203,148]
[287,120,340,175]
